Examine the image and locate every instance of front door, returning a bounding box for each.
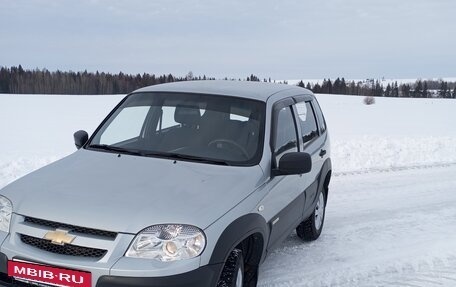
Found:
[261,102,306,251]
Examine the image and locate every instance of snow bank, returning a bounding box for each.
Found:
[1,93,456,188]
[332,136,456,174]
[315,94,456,173]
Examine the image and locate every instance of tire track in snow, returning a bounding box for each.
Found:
[259,255,456,287]
[333,161,456,177]
[368,257,456,287]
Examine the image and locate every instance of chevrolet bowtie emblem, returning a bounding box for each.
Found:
[44,229,75,246]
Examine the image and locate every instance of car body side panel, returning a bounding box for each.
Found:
[265,189,305,251]
[200,179,271,266]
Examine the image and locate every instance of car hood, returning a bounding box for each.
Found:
[0,149,265,234]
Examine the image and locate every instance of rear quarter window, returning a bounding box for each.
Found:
[312,99,327,134]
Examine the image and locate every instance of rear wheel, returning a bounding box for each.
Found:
[217,249,244,287]
[297,190,326,241]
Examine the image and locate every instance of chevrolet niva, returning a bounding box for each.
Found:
[0,80,331,287]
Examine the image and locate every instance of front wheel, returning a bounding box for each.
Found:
[217,249,244,287]
[297,190,326,241]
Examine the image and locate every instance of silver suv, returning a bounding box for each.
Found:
[0,81,331,287]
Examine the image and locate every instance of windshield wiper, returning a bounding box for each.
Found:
[88,145,230,165]
[144,151,230,166]
[87,144,144,156]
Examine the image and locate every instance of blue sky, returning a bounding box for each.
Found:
[1,0,455,79]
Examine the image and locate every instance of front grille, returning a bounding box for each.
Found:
[24,216,117,239]
[20,234,107,259]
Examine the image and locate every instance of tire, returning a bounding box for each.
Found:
[297,189,326,241]
[217,249,244,287]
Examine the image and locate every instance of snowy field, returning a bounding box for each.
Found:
[1,93,456,286]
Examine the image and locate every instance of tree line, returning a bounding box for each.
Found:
[296,78,456,98]
[0,66,214,94]
[1,66,455,98]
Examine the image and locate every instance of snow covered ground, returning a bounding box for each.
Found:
[1,93,456,286]
[259,164,456,286]
[0,94,124,188]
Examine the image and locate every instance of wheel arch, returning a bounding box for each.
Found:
[320,158,332,204]
[209,213,269,266]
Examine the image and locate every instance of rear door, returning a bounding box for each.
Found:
[293,97,325,215]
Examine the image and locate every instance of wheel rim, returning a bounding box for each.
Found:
[314,192,325,230]
[235,266,243,287]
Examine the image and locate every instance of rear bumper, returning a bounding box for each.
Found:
[0,252,223,287]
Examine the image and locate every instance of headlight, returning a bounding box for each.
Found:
[0,196,12,233]
[125,224,206,262]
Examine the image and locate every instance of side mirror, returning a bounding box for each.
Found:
[73,130,89,150]
[272,152,312,176]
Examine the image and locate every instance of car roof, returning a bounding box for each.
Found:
[133,80,313,102]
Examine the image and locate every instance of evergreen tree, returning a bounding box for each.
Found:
[348,81,357,95]
[0,67,9,93]
[340,78,347,94]
[247,74,260,82]
[313,83,322,93]
[385,84,392,97]
[327,79,332,94]
[400,84,411,97]
[18,64,25,75]
[453,86,456,99]
[423,82,429,98]
[439,81,448,98]
[414,80,423,98]
[331,77,347,94]
[321,79,333,94]
[393,81,399,97]
[373,80,383,97]
[297,80,305,88]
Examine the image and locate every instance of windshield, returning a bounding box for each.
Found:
[88,92,266,166]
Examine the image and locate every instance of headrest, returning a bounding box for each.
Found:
[174,104,201,125]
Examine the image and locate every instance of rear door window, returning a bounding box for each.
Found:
[295,101,319,145]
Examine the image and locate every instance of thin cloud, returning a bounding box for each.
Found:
[0,0,455,79]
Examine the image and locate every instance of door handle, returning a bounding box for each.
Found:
[319,149,327,157]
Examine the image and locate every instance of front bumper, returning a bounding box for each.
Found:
[95,263,223,287]
[0,214,223,286]
[0,252,223,287]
